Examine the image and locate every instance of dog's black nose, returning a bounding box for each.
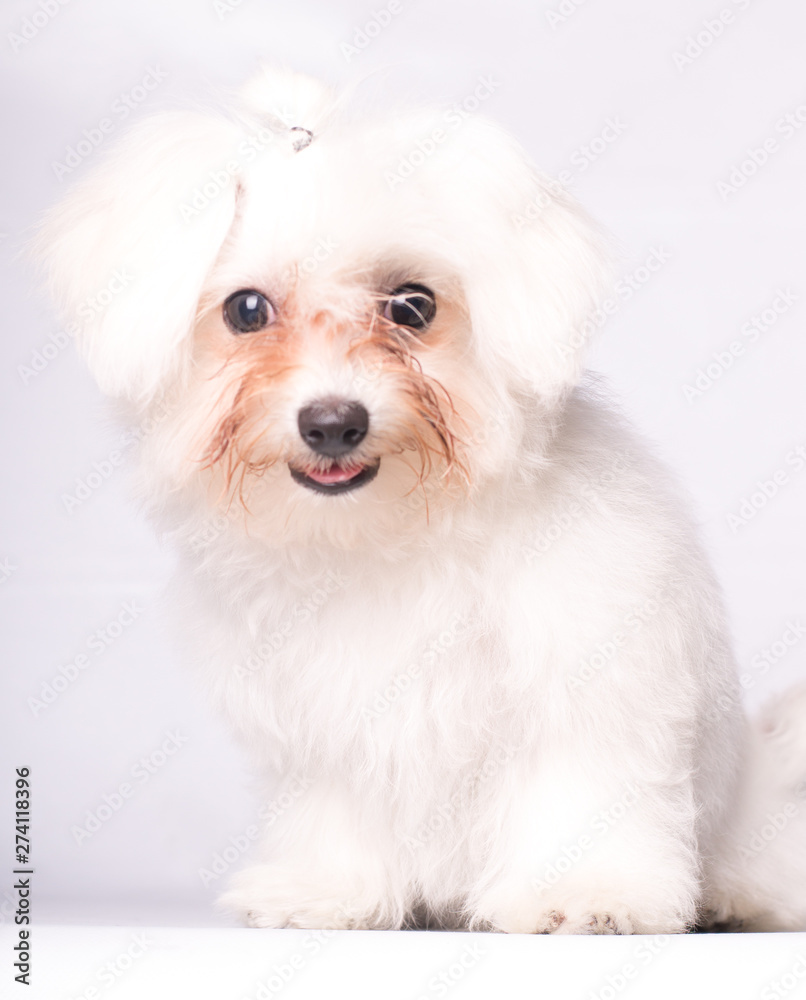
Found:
[298,399,369,457]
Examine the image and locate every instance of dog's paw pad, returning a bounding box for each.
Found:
[246,909,283,928]
[588,913,622,934]
[536,909,566,933]
[555,911,632,935]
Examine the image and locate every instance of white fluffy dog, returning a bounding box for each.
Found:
[39,68,805,933]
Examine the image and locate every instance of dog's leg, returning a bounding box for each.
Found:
[219,778,405,929]
[466,755,701,934]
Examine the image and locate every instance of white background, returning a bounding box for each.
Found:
[1,0,805,994]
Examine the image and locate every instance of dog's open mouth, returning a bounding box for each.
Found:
[289,459,380,495]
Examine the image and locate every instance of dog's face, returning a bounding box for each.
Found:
[189,172,481,527]
[39,69,611,548]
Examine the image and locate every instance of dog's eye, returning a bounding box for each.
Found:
[382,284,436,332]
[223,290,276,334]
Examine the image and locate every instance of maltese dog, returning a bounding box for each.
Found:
[38,68,805,933]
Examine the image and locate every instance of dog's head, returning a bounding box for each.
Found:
[38,68,612,549]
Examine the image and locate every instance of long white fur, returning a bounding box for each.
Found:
[37,67,806,933]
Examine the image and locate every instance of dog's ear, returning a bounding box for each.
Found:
[35,111,243,403]
[444,120,614,405]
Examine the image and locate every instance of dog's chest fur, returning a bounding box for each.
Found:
[188,533,531,788]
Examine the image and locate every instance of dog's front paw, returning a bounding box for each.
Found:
[496,902,635,935]
[244,903,355,930]
[474,885,692,935]
[550,908,634,935]
[531,909,566,933]
[220,864,394,930]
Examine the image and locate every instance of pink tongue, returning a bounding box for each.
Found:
[306,464,363,485]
